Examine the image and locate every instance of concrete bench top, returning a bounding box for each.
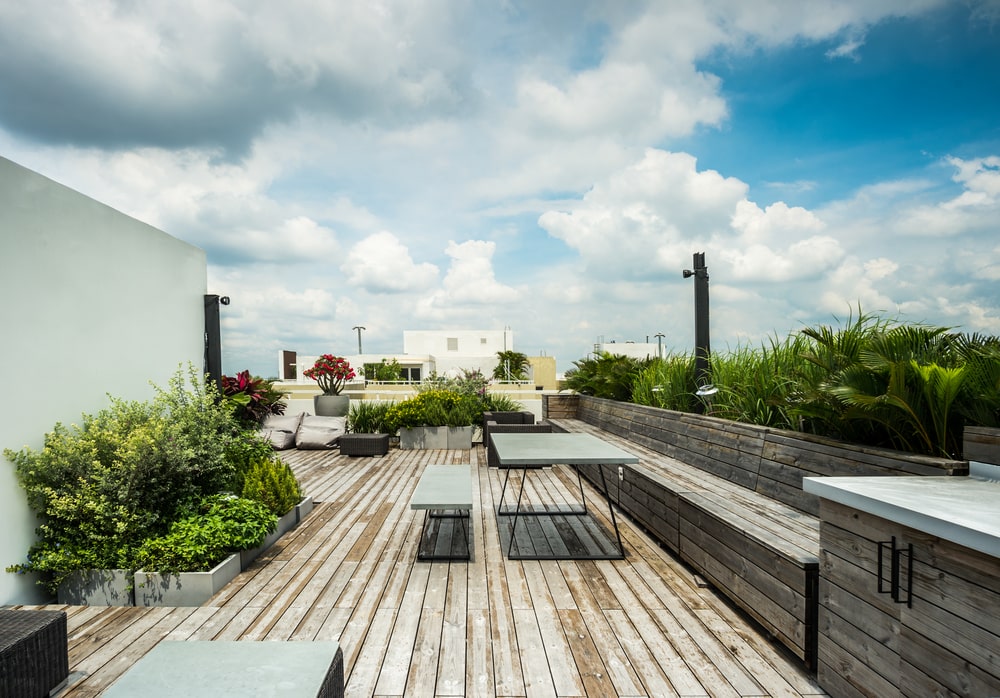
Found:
[103,640,344,697]
[411,464,473,511]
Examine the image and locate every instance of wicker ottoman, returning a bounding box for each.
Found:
[340,433,390,456]
[0,610,69,698]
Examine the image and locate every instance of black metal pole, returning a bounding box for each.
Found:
[683,252,711,387]
[204,294,223,392]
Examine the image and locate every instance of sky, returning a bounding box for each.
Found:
[1,0,999,377]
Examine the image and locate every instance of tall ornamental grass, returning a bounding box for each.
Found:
[593,310,1000,458]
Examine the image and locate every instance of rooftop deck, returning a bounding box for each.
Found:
[20,444,826,697]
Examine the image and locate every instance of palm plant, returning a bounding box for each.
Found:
[564,352,652,402]
[493,351,529,381]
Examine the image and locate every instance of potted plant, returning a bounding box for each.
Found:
[4,365,308,606]
[303,354,356,417]
[387,389,477,450]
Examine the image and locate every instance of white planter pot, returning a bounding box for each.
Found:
[399,426,448,449]
[240,496,314,570]
[447,426,473,450]
[135,553,241,607]
[57,568,135,606]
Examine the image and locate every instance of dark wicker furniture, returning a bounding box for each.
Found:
[339,433,390,456]
[485,421,553,467]
[481,410,535,449]
[0,610,69,698]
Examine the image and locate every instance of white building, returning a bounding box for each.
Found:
[289,328,523,384]
[595,341,663,360]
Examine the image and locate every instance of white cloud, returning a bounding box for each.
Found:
[420,240,519,310]
[341,231,439,293]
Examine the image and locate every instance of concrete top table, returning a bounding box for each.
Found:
[490,432,641,467]
[490,432,639,560]
[803,475,1000,558]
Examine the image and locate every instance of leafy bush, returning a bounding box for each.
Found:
[135,495,276,574]
[564,352,652,402]
[4,365,248,591]
[221,370,287,426]
[482,392,524,413]
[224,430,278,493]
[580,308,1000,458]
[386,389,482,430]
[241,458,302,516]
[363,359,403,382]
[418,369,489,398]
[348,400,395,433]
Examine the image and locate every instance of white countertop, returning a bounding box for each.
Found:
[803,476,1000,558]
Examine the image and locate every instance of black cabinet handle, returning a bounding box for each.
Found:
[877,536,913,607]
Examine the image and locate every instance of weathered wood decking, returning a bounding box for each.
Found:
[18,445,827,697]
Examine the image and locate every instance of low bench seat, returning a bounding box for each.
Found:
[546,396,965,673]
[548,417,820,668]
[410,464,474,561]
[103,640,344,697]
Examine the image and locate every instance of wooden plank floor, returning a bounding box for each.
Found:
[17,444,828,697]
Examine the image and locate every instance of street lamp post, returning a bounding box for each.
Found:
[352,326,366,354]
[654,333,665,359]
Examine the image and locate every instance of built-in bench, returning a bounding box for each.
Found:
[544,394,968,671]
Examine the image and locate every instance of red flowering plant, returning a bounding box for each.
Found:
[221,370,287,426]
[303,354,356,395]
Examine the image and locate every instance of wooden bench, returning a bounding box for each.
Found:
[410,464,474,561]
[545,395,968,671]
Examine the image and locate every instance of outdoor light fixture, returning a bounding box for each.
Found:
[695,384,719,397]
[219,296,231,305]
[352,326,366,354]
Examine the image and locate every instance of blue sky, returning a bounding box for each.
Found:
[1,0,998,376]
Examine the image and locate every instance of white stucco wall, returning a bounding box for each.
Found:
[0,157,207,604]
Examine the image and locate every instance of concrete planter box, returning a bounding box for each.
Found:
[135,553,241,607]
[56,498,314,608]
[240,496,313,570]
[447,426,473,450]
[57,569,135,606]
[400,426,448,449]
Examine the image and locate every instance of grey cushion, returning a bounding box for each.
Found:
[295,416,347,450]
[259,413,303,450]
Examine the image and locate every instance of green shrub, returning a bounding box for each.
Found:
[4,365,244,591]
[482,392,524,413]
[241,458,302,516]
[564,352,652,402]
[135,495,276,574]
[386,389,482,429]
[224,430,277,493]
[347,400,394,434]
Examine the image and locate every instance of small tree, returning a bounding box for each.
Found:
[493,351,529,381]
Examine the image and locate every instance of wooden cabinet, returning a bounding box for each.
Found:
[817,500,1000,697]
